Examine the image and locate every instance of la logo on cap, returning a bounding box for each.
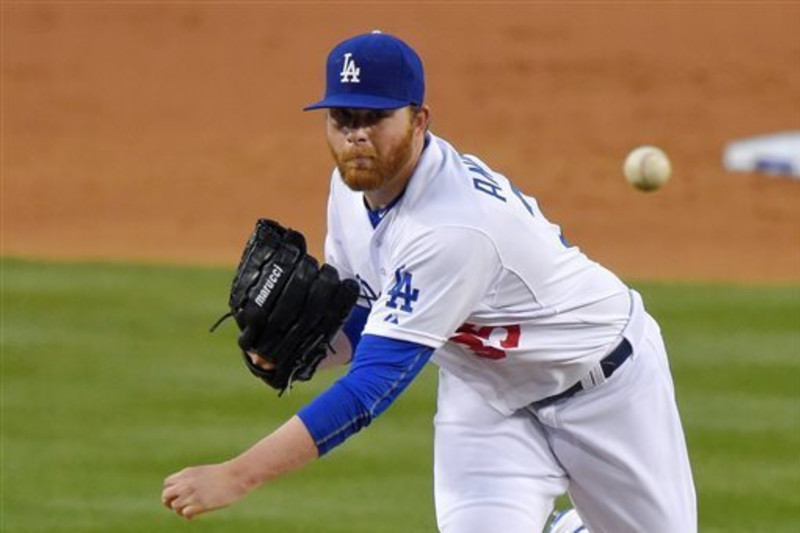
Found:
[303,30,424,111]
[340,53,360,83]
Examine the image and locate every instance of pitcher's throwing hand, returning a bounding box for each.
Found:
[162,463,251,520]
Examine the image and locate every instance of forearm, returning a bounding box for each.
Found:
[162,337,433,520]
[227,415,318,490]
[162,415,319,520]
[298,336,434,455]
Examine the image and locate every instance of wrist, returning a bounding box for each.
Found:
[224,456,266,492]
[225,416,318,490]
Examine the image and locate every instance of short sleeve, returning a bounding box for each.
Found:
[363,226,500,348]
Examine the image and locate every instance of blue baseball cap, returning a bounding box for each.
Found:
[304,31,425,111]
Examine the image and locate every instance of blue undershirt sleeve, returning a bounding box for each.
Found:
[341,305,370,355]
[297,334,434,456]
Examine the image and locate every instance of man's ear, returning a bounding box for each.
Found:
[415,105,431,132]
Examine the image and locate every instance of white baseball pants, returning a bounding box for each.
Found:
[433,303,696,532]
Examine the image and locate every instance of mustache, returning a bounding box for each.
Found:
[341,150,376,161]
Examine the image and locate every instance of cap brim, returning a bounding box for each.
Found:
[303,93,413,111]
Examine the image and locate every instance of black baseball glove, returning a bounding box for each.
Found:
[211,219,360,394]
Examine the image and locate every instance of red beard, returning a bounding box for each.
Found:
[330,123,415,192]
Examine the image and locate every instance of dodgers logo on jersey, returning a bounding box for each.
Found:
[340,53,361,83]
[386,266,419,313]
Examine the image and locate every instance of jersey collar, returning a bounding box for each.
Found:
[364,191,405,229]
[363,133,432,229]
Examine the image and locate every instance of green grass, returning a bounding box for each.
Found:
[2,258,798,532]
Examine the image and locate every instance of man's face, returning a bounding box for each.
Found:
[325,107,418,193]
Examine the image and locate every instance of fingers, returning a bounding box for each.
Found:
[162,470,199,519]
[181,504,203,520]
[161,482,181,509]
[172,498,202,520]
[248,351,275,370]
[162,464,238,520]
[162,484,204,520]
[161,479,186,511]
[163,470,183,487]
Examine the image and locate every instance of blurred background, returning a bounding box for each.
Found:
[3,3,799,532]
[4,2,799,281]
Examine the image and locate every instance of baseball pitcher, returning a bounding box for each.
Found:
[162,31,696,532]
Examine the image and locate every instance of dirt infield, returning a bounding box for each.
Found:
[4,4,799,282]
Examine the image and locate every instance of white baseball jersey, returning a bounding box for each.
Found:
[325,133,632,415]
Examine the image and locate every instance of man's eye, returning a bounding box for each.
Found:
[330,109,389,129]
[368,111,389,123]
[330,110,352,127]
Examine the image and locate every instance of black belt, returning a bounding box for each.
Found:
[531,338,633,409]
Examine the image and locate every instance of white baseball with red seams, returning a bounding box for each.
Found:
[325,132,696,531]
[623,145,672,191]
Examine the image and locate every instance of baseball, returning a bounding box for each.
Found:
[623,146,672,192]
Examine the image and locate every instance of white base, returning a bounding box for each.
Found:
[723,131,800,178]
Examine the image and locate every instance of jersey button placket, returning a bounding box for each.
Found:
[370,224,389,284]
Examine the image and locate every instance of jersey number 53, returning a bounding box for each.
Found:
[450,324,521,360]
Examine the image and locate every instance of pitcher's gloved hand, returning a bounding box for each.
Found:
[212,219,360,394]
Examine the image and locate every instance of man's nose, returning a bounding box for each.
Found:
[345,126,369,145]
